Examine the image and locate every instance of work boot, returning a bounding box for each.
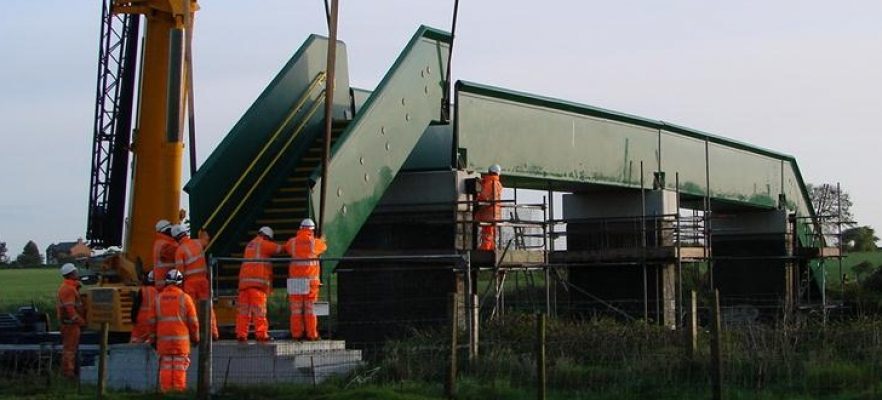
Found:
[257,336,274,344]
[306,336,320,342]
[236,337,247,344]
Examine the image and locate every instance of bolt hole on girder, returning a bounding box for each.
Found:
[405,113,411,121]
[337,188,343,197]
[364,173,370,182]
[359,156,365,165]
[385,142,391,151]
[401,98,407,106]
[380,126,386,135]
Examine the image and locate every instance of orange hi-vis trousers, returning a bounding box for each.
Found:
[60,324,80,378]
[158,354,190,392]
[184,277,218,338]
[288,287,319,340]
[235,287,269,340]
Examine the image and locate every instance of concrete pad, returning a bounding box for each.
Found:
[81,340,361,391]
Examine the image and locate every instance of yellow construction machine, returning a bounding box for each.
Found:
[83,0,198,332]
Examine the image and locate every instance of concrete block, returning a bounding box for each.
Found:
[80,340,362,392]
[290,349,362,369]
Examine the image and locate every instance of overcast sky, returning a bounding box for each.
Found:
[1,1,880,258]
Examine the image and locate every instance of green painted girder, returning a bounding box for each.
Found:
[310,26,451,261]
[455,81,818,244]
[185,35,350,256]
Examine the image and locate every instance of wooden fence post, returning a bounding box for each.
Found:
[688,290,698,358]
[710,289,723,400]
[197,299,212,399]
[445,292,458,398]
[536,312,546,400]
[97,322,109,399]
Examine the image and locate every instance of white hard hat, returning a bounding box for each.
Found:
[170,224,188,239]
[165,269,184,285]
[258,226,274,239]
[147,270,155,284]
[60,263,77,277]
[155,219,172,233]
[489,164,501,174]
[300,218,316,229]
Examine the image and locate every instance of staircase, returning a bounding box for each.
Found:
[188,26,453,285]
[231,120,349,255]
[185,34,350,263]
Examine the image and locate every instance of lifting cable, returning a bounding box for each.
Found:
[318,0,340,237]
[323,0,331,30]
[442,0,460,122]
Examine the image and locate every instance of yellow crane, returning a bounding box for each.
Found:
[84,0,198,331]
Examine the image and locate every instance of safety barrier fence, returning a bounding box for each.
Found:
[6,306,882,399]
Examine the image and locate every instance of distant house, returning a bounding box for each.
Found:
[46,238,91,264]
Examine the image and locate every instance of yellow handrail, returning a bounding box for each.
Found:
[205,90,328,251]
[201,72,327,232]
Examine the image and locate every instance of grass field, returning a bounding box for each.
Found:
[824,250,882,288]
[0,267,60,314]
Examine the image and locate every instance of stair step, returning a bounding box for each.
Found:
[271,197,306,204]
[255,218,304,225]
[289,350,362,368]
[246,228,299,236]
[278,186,307,193]
[275,340,349,355]
[263,207,307,214]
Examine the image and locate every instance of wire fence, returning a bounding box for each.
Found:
[4,296,882,398]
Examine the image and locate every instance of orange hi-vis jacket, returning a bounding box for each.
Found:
[132,285,158,342]
[175,236,207,280]
[239,235,281,293]
[153,285,199,355]
[286,228,327,280]
[475,174,503,221]
[153,233,179,285]
[56,279,85,325]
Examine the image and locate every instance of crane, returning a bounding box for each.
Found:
[84,0,198,331]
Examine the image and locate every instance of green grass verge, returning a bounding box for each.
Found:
[826,250,882,285]
[0,268,60,314]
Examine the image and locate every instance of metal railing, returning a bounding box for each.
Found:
[202,72,327,251]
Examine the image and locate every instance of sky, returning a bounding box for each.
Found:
[1,0,880,258]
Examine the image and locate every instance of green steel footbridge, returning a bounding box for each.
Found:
[185,26,818,290]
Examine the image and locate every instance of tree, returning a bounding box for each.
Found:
[843,226,879,252]
[853,261,875,283]
[0,240,7,264]
[808,183,855,239]
[15,240,42,267]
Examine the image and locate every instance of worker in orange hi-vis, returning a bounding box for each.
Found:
[236,226,282,343]
[284,218,327,341]
[475,164,504,250]
[172,225,218,339]
[56,263,86,379]
[152,219,179,290]
[129,270,158,344]
[150,269,199,393]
